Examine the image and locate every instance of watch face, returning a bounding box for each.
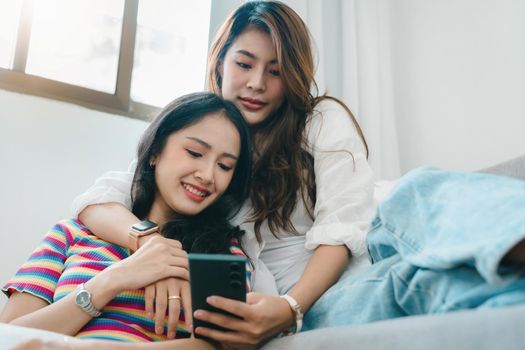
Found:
[76,290,90,306]
[132,219,157,232]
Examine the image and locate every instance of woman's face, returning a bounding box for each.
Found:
[220,27,285,126]
[150,113,240,223]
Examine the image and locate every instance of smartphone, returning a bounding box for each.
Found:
[189,253,247,337]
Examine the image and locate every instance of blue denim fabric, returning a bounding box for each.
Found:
[304,167,525,331]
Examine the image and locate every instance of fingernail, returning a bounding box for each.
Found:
[194,310,204,317]
[147,312,153,319]
[168,331,175,338]
[206,296,216,304]
[156,326,163,334]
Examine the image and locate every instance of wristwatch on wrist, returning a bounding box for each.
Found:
[128,219,159,251]
[280,294,303,335]
[75,283,102,317]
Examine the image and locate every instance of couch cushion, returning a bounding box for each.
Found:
[479,154,525,181]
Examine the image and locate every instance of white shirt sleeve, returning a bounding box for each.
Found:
[303,100,375,258]
[70,160,137,217]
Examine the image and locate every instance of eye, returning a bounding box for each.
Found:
[236,61,251,69]
[269,69,280,77]
[218,163,233,171]
[185,149,202,158]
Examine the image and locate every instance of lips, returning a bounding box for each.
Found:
[182,182,211,202]
[238,97,267,111]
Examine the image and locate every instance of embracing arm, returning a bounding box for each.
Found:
[72,166,140,250]
[79,203,141,249]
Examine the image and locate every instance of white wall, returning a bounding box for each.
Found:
[0,90,148,309]
[285,0,525,175]
[389,0,525,172]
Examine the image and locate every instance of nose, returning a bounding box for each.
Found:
[246,68,266,92]
[194,161,214,185]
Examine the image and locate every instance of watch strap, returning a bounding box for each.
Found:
[75,283,102,317]
[280,294,303,335]
[128,220,159,252]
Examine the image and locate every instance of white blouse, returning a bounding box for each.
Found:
[71,99,377,295]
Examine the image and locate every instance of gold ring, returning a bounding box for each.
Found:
[168,295,182,301]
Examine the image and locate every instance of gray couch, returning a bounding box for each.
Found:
[261,154,525,350]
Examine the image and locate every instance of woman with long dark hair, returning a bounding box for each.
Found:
[1,92,252,350]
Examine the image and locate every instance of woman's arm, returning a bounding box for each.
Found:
[72,166,142,250]
[287,245,349,312]
[1,236,188,335]
[1,268,119,334]
[79,202,143,249]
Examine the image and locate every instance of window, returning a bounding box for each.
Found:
[0,0,242,120]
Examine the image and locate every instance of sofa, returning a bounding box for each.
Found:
[260,154,525,350]
[1,155,524,349]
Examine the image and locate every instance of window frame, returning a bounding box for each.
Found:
[0,0,242,121]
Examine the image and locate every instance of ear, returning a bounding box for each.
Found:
[149,156,157,168]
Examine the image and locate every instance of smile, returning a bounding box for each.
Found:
[239,97,267,111]
[182,182,211,201]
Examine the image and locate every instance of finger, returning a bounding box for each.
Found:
[193,309,248,333]
[166,265,190,281]
[180,282,193,331]
[167,296,181,339]
[166,238,183,249]
[154,284,168,335]
[194,326,247,344]
[166,278,181,339]
[144,284,155,319]
[167,256,189,269]
[168,246,188,258]
[206,295,250,318]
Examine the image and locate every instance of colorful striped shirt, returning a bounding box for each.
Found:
[2,219,252,342]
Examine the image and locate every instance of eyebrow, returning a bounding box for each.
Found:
[186,136,238,160]
[236,49,278,64]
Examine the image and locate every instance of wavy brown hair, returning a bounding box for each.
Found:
[207,1,368,241]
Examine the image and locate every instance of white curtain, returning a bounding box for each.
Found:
[283,0,401,180]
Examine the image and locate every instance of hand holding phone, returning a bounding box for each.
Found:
[189,253,247,337]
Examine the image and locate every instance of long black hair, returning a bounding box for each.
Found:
[131,92,252,253]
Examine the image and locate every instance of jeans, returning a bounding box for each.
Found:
[304,167,525,330]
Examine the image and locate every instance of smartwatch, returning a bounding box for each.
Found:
[129,219,159,252]
[75,283,102,317]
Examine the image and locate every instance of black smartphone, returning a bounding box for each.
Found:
[189,253,247,338]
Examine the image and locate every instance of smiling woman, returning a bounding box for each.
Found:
[147,115,240,221]
[1,92,253,348]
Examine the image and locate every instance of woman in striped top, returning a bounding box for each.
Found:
[1,92,253,350]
